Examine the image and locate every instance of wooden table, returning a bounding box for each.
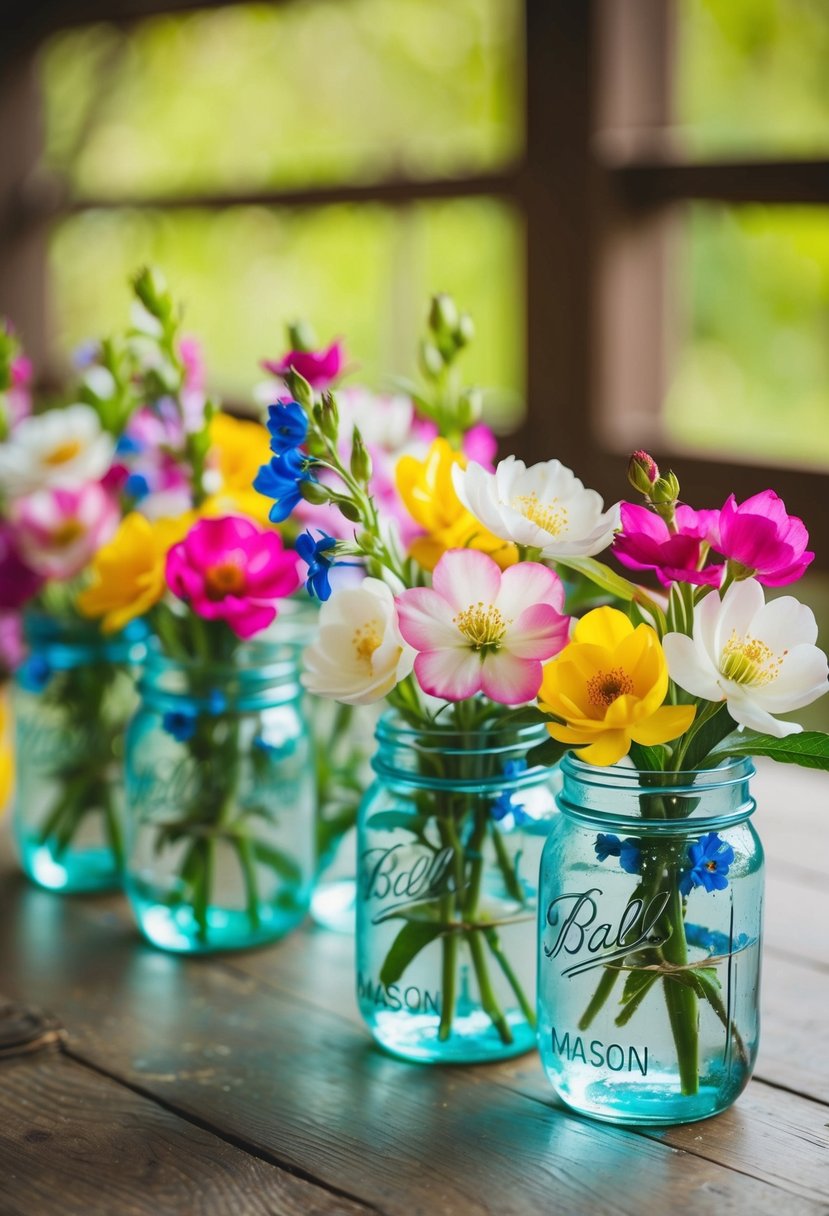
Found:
[1,759,828,1216]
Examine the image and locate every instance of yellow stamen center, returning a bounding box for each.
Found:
[454,602,507,650]
[205,561,245,600]
[353,621,382,664]
[44,440,82,466]
[586,667,634,708]
[704,861,718,872]
[50,519,85,548]
[511,492,568,537]
[720,631,785,686]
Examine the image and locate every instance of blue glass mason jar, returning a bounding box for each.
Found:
[124,640,315,953]
[538,755,763,1124]
[13,612,146,893]
[356,713,561,1064]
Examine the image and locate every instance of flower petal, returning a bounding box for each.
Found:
[413,648,482,700]
[663,631,723,702]
[431,548,501,611]
[480,650,542,704]
[628,703,696,746]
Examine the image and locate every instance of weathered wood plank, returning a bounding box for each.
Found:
[0,1035,371,1216]
[0,861,825,1216]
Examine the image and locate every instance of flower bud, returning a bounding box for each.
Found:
[132,266,172,320]
[286,319,317,353]
[319,391,339,441]
[332,495,362,523]
[284,368,314,411]
[419,339,444,380]
[429,293,459,337]
[627,450,660,496]
[299,479,331,506]
[457,387,482,429]
[455,312,475,348]
[650,470,681,506]
[350,426,373,483]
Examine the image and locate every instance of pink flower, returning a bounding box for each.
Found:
[613,502,722,588]
[463,423,498,468]
[179,336,205,394]
[395,549,570,704]
[7,355,33,427]
[0,522,43,609]
[165,515,301,639]
[262,340,345,391]
[0,611,23,675]
[714,490,814,586]
[11,483,119,580]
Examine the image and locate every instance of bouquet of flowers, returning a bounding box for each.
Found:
[255,294,829,1060]
[77,270,310,946]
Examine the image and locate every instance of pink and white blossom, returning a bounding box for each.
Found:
[302,578,415,705]
[663,578,829,737]
[395,549,570,704]
[11,483,119,580]
[453,456,619,560]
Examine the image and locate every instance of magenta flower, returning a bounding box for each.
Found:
[262,340,345,391]
[0,522,42,609]
[714,490,814,586]
[10,483,119,580]
[395,549,570,704]
[0,611,23,676]
[7,354,33,427]
[165,515,301,639]
[613,502,722,587]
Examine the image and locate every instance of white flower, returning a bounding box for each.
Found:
[337,387,415,453]
[663,579,829,738]
[0,404,114,497]
[452,456,619,559]
[301,578,415,705]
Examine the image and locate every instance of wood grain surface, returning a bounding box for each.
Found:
[1,761,828,1215]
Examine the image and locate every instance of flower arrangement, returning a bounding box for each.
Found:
[256,303,829,1063]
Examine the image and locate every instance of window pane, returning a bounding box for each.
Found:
[665,204,829,467]
[40,0,523,198]
[48,199,524,426]
[676,0,829,156]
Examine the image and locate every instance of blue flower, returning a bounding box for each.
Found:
[490,791,528,826]
[205,689,227,715]
[503,759,527,781]
[594,833,641,874]
[254,449,315,523]
[685,923,751,956]
[115,432,143,456]
[17,655,52,693]
[124,472,150,501]
[295,529,338,601]
[163,710,197,742]
[679,832,735,896]
[266,401,308,454]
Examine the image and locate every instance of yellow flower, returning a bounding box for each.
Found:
[0,687,13,813]
[396,438,516,571]
[538,606,695,767]
[77,512,192,634]
[205,412,273,526]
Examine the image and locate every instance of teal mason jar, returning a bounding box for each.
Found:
[13,612,146,893]
[538,756,763,1125]
[124,641,315,953]
[356,714,560,1064]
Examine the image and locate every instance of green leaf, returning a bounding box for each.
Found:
[628,742,668,772]
[379,921,444,987]
[615,969,660,1027]
[704,729,829,773]
[366,810,426,833]
[251,841,302,885]
[678,705,737,771]
[525,735,569,769]
[555,556,638,604]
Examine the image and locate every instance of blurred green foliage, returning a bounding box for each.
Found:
[40,0,523,418]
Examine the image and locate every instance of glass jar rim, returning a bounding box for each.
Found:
[560,752,755,791]
[141,635,299,684]
[375,709,550,755]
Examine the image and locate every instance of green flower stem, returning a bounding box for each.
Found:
[193,837,214,943]
[468,931,513,1045]
[578,965,622,1032]
[101,782,125,873]
[660,875,699,1095]
[234,835,262,933]
[490,823,526,904]
[483,926,535,1026]
[438,920,458,1042]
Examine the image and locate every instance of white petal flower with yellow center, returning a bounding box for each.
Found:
[301,578,415,705]
[663,578,829,737]
[452,455,619,559]
[0,403,114,497]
